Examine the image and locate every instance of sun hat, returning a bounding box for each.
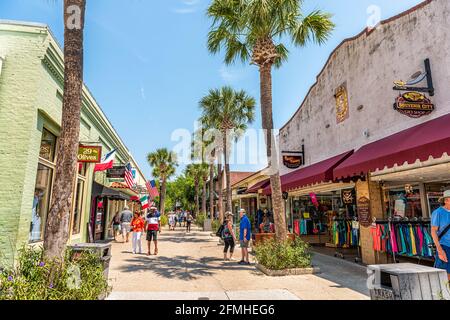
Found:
[438,190,450,203]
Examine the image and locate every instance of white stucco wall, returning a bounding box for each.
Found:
[279,0,450,175]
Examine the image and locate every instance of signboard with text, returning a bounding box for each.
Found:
[77,145,102,163]
[357,196,371,227]
[107,166,126,178]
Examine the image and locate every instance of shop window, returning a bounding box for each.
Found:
[425,182,450,214]
[39,129,57,162]
[386,188,422,218]
[30,164,53,243]
[72,179,85,235]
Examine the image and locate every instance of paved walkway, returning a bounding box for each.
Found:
[107,226,369,300]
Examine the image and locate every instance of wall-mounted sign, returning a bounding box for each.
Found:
[107,166,126,178]
[335,82,349,124]
[283,155,303,169]
[394,92,434,118]
[357,196,371,227]
[282,192,289,200]
[77,145,102,163]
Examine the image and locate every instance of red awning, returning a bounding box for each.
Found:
[263,151,354,195]
[246,179,270,194]
[334,113,450,180]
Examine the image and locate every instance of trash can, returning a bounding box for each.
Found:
[203,219,212,232]
[367,263,450,300]
[69,243,112,280]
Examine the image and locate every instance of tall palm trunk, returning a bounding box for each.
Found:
[202,178,207,215]
[222,130,232,212]
[44,0,86,260]
[195,179,200,216]
[216,162,224,223]
[160,178,167,215]
[260,64,287,241]
[209,161,214,220]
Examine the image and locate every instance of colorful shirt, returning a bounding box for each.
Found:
[146,215,160,231]
[131,217,145,232]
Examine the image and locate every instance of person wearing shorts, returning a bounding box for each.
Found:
[145,207,161,255]
[238,209,251,265]
[432,190,450,280]
[120,206,133,243]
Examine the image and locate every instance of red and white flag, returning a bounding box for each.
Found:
[94,149,116,172]
[146,180,159,199]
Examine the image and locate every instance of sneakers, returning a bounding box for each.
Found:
[238,260,251,265]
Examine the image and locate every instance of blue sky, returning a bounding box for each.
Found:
[0,0,423,179]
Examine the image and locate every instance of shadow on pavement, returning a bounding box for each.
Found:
[116,254,259,281]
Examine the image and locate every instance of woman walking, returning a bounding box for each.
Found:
[130,211,145,254]
[111,211,121,242]
[223,212,236,261]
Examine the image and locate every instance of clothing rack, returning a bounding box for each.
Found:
[330,218,361,262]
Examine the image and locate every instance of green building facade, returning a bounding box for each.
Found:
[0,21,147,265]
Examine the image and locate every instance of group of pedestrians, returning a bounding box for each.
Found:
[168,210,194,232]
[111,206,161,256]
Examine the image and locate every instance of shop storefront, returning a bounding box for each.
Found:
[0,21,148,264]
[271,0,450,266]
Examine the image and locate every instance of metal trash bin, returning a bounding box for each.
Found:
[69,243,112,280]
[367,263,450,300]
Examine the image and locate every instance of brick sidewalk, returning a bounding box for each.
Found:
[107,226,369,300]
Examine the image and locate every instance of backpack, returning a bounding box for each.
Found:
[216,222,226,238]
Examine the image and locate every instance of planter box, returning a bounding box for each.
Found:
[256,263,320,276]
[254,233,296,246]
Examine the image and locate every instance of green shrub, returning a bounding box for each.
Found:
[254,237,312,270]
[160,214,168,227]
[195,213,206,227]
[0,246,110,300]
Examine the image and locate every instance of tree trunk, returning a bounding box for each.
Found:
[160,178,167,216]
[44,0,86,260]
[259,64,287,242]
[195,180,200,216]
[209,161,214,220]
[217,162,224,224]
[202,178,207,215]
[222,131,232,212]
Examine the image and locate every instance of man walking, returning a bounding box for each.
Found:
[431,190,450,281]
[238,209,251,265]
[120,206,133,243]
[145,207,161,256]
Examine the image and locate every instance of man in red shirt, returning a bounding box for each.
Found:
[145,207,161,256]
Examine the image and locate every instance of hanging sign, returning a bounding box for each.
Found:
[107,166,126,178]
[342,189,356,205]
[283,155,303,169]
[394,92,434,118]
[357,196,371,227]
[78,145,102,163]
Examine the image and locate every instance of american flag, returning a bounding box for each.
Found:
[146,180,159,199]
[124,163,135,190]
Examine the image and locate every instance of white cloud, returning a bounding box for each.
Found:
[172,8,197,14]
[172,0,201,14]
[219,65,243,83]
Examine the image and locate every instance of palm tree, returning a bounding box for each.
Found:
[147,148,178,216]
[206,0,334,241]
[199,86,255,219]
[44,0,86,260]
[185,164,208,216]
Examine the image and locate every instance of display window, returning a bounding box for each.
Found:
[425,182,450,214]
[72,179,85,235]
[30,129,57,243]
[385,187,423,218]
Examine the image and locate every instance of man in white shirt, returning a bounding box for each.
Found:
[145,207,161,255]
